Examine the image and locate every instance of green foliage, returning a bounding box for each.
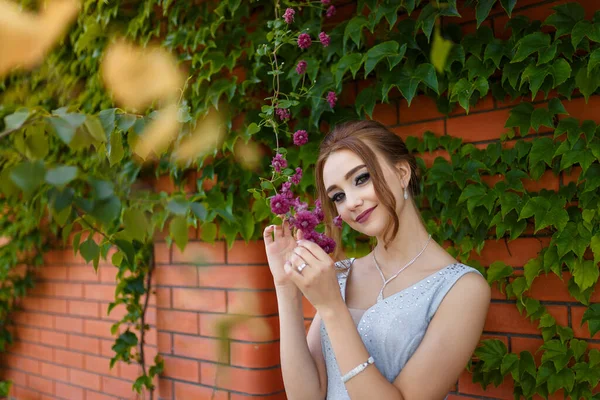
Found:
[1,0,600,398]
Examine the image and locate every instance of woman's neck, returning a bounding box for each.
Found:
[372,202,432,276]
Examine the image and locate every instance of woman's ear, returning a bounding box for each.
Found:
[395,160,411,186]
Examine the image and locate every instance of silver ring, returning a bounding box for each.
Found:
[297,263,308,273]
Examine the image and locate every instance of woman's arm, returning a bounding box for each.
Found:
[277,285,327,400]
[321,272,491,400]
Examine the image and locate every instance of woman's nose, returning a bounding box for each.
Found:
[346,193,363,210]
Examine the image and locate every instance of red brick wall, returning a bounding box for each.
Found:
[2,0,600,399]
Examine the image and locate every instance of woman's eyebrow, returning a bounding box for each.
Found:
[325,164,367,194]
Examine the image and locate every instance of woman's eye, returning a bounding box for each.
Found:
[331,193,345,203]
[355,172,370,185]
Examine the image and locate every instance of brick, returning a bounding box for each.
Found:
[36,266,68,281]
[198,266,275,290]
[227,240,268,264]
[5,353,40,374]
[67,266,100,282]
[446,108,511,142]
[100,376,133,397]
[12,311,54,329]
[159,378,173,399]
[172,334,225,362]
[100,303,128,321]
[84,284,116,301]
[21,297,68,314]
[43,249,84,265]
[391,120,445,140]
[154,265,198,287]
[154,242,171,264]
[173,381,228,400]
[157,310,198,335]
[54,349,84,368]
[67,334,101,355]
[55,382,85,399]
[369,101,398,126]
[230,341,280,368]
[470,237,551,267]
[511,336,544,365]
[227,291,278,316]
[41,361,68,381]
[84,320,114,339]
[157,332,172,354]
[154,287,171,308]
[40,330,68,348]
[199,314,279,342]
[29,281,54,296]
[524,271,573,302]
[200,363,284,394]
[484,303,568,334]
[54,316,84,333]
[399,96,446,123]
[69,368,101,391]
[14,325,41,342]
[98,266,118,283]
[100,338,115,358]
[118,361,142,381]
[68,300,100,318]
[563,95,600,124]
[53,282,84,298]
[450,94,495,117]
[27,375,54,395]
[1,368,27,386]
[85,390,118,400]
[13,385,43,400]
[162,355,199,382]
[172,241,226,264]
[172,288,226,312]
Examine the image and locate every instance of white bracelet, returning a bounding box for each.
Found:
[341,356,375,383]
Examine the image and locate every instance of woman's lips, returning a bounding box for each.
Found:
[355,206,376,223]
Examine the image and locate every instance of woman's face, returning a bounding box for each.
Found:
[322,148,408,237]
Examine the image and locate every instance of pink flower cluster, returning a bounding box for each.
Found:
[283,8,295,24]
[293,129,308,146]
[276,107,291,121]
[296,60,307,74]
[327,91,337,108]
[298,33,312,49]
[319,32,330,47]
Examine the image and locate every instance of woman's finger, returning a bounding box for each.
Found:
[283,220,291,238]
[296,228,304,241]
[284,260,304,286]
[263,225,274,245]
[274,223,283,238]
[293,246,319,267]
[296,240,327,262]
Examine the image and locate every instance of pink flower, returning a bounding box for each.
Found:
[271,153,288,173]
[293,210,319,232]
[326,91,337,108]
[289,167,303,185]
[321,0,330,4]
[293,197,308,212]
[305,231,336,254]
[283,8,295,24]
[297,33,312,49]
[326,5,336,18]
[319,32,331,47]
[276,107,290,121]
[270,194,292,215]
[281,181,294,198]
[296,60,307,75]
[293,129,308,146]
[333,215,343,228]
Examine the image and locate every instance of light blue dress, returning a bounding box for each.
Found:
[321,258,483,399]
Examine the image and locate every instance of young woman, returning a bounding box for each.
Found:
[263,120,491,400]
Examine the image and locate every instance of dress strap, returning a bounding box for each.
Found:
[334,258,356,302]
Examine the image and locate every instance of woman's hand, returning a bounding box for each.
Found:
[284,237,344,311]
[263,221,298,289]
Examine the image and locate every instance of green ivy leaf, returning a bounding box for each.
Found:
[124,209,149,242]
[529,137,555,168]
[10,161,45,196]
[364,41,406,77]
[84,115,107,143]
[575,66,600,102]
[483,39,507,69]
[334,53,363,87]
[512,32,552,64]
[4,110,30,131]
[572,259,599,291]
[45,166,78,187]
[476,0,497,28]
[501,353,519,376]
[414,3,438,40]
[91,196,121,226]
[190,202,208,221]
[530,108,554,132]
[571,20,592,49]
[431,26,453,73]
[547,367,575,394]
[499,0,516,17]
[523,257,542,287]
[544,2,585,38]
[170,216,189,252]
[240,213,254,241]
[486,261,513,284]
[98,108,116,136]
[108,131,124,166]
[355,86,377,117]
[519,196,568,233]
[474,339,507,371]
[541,340,573,371]
[80,237,100,265]
[570,339,588,362]
[344,16,368,48]
[505,103,534,135]
[200,222,217,243]
[167,198,190,216]
[548,98,568,115]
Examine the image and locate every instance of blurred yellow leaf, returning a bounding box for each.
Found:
[234,140,263,171]
[134,103,180,161]
[102,41,184,111]
[431,23,453,74]
[0,0,80,78]
[173,109,225,164]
